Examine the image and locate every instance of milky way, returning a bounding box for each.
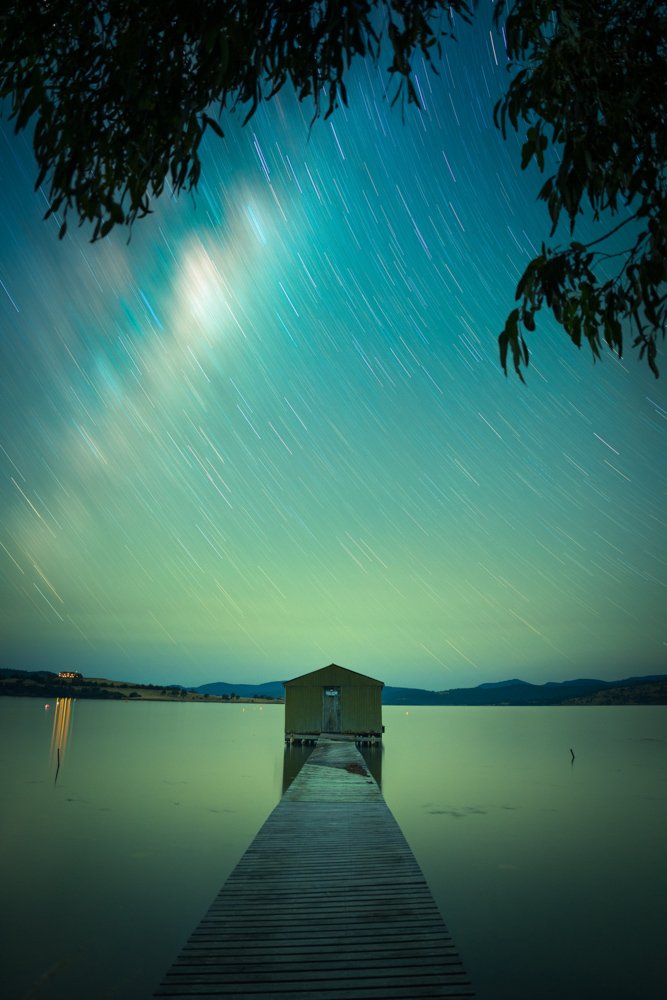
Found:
[0,8,665,689]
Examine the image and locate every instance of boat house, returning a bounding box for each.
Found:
[284,663,384,744]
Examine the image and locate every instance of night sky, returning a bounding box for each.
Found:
[1,9,665,690]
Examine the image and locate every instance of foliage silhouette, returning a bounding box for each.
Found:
[1,0,664,376]
[494,0,666,379]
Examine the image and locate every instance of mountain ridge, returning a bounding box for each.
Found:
[195,674,667,706]
[2,669,665,706]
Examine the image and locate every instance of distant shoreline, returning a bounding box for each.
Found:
[1,668,666,707]
[0,671,283,705]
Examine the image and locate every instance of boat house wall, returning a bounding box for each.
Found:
[284,663,384,742]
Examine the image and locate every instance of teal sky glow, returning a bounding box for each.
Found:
[1,11,665,690]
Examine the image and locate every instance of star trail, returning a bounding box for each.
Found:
[0,10,665,689]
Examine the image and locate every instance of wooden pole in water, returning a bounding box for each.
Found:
[54,747,61,785]
[570,747,575,762]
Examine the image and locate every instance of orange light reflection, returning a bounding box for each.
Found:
[50,697,75,767]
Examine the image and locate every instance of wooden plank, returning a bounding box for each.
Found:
[160,970,473,985]
[179,939,460,954]
[154,738,473,998]
[155,987,474,999]
[181,934,459,954]
[156,989,474,999]
[173,954,464,969]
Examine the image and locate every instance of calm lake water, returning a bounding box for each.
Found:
[1,698,665,999]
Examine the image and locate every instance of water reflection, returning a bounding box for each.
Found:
[2,702,665,1000]
[282,743,312,792]
[359,743,383,788]
[49,697,75,776]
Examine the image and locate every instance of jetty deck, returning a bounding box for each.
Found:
[154,738,473,998]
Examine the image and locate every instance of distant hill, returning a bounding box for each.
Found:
[562,680,667,706]
[383,675,667,706]
[0,669,273,703]
[195,674,667,706]
[3,669,665,707]
[195,680,285,699]
[476,678,529,690]
[0,668,126,701]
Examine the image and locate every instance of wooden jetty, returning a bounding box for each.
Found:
[154,737,474,999]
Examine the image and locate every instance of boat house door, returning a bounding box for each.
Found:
[322,686,341,732]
